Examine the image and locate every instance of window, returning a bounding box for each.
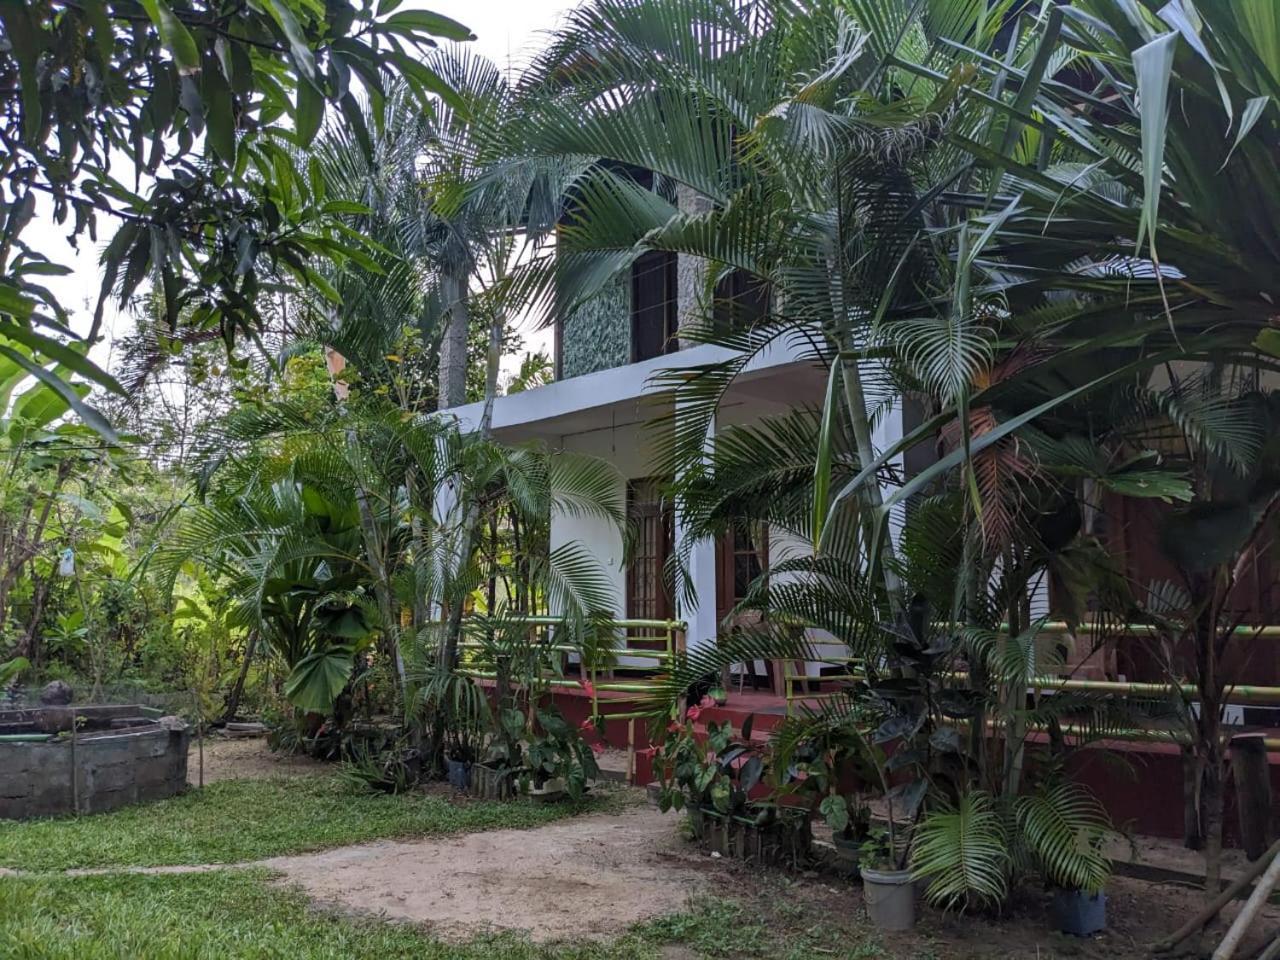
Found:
[717,524,768,621]
[712,269,769,334]
[631,251,679,362]
[626,478,673,624]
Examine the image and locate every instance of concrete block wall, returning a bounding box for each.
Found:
[0,725,189,820]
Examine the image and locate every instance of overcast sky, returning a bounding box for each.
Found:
[31,0,573,372]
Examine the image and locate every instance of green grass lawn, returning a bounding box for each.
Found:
[0,869,883,960]
[0,776,616,871]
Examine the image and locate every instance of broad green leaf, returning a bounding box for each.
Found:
[0,347,116,440]
[1133,32,1178,254]
[0,321,122,395]
[383,10,474,40]
[1254,328,1280,358]
[320,200,372,215]
[1221,96,1271,169]
[284,646,355,714]
[261,0,318,83]
[138,0,201,74]
[0,5,44,140]
[202,54,237,164]
[9,367,86,438]
[295,78,325,147]
[0,282,36,321]
[0,341,33,413]
[811,360,841,549]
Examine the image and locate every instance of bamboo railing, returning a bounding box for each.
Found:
[781,621,1280,751]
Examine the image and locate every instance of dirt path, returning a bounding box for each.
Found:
[187,736,326,785]
[260,805,709,943]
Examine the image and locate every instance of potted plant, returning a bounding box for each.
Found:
[825,795,873,873]
[859,826,917,932]
[444,718,480,791]
[1017,781,1113,936]
[655,703,724,839]
[471,706,526,800]
[519,706,600,802]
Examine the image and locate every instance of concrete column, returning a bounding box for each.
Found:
[675,184,712,350]
[674,409,719,653]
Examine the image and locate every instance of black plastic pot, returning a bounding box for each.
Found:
[832,833,862,877]
[1051,890,1106,936]
[445,757,471,790]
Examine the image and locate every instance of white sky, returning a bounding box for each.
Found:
[29,0,572,374]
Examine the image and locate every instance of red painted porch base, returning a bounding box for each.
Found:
[544,687,1280,846]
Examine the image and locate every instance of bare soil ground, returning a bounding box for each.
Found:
[262,805,710,942]
[256,797,1279,955]
[181,740,1278,956]
[736,868,1280,959]
[187,735,326,784]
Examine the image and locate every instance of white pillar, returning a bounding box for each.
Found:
[677,518,719,654]
[674,410,719,654]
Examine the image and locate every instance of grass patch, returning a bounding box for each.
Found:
[0,869,592,960]
[0,776,620,871]
[0,872,889,960]
[639,896,885,960]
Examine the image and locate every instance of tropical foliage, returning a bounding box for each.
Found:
[2,0,1278,932]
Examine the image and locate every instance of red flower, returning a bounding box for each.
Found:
[579,717,595,732]
[590,741,605,755]
[639,746,658,759]
[580,680,596,697]
[686,705,702,722]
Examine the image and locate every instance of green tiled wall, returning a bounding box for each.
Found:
[561,273,631,379]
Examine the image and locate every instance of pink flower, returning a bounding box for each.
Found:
[699,695,715,709]
[580,681,596,697]
[590,741,605,755]
[639,746,658,759]
[686,705,702,722]
[579,717,595,732]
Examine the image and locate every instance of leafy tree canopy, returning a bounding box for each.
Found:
[0,0,474,432]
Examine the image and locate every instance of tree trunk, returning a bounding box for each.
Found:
[429,307,505,772]
[438,271,470,410]
[439,309,504,672]
[1196,602,1225,898]
[18,576,51,664]
[221,630,258,723]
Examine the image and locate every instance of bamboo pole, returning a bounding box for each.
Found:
[1255,932,1280,960]
[1213,849,1280,960]
[1152,840,1280,953]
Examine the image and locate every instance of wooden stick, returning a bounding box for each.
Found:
[626,718,636,785]
[1232,735,1275,861]
[69,707,79,815]
[1152,839,1280,953]
[1213,846,1280,960]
